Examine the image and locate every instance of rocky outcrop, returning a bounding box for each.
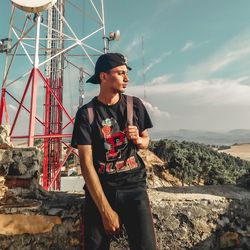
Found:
[0,176,7,200]
[0,146,41,209]
[1,183,249,250]
[139,149,182,188]
[0,125,12,149]
[0,147,40,182]
[151,185,250,250]
[0,191,84,250]
[0,142,84,249]
[110,185,250,250]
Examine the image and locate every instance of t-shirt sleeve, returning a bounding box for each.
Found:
[71,107,92,148]
[133,97,153,133]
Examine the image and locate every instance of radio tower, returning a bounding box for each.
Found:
[44,0,64,190]
[0,0,109,190]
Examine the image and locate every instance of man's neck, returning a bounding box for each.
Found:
[97,93,120,106]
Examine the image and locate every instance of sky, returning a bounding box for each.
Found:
[1,0,250,138]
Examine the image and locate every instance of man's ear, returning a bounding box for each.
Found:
[99,72,106,82]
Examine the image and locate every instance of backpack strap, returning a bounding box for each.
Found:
[87,95,133,126]
[127,95,133,126]
[87,101,94,125]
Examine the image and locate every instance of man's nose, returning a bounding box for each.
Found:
[124,74,129,82]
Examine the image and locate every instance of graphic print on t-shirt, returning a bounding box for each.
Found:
[101,118,127,161]
[98,118,138,174]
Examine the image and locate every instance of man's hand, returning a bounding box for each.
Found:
[126,125,142,145]
[102,208,121,235]
[126,126,150,149]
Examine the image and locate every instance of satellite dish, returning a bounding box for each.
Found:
[11,0,57,13]
[109,30,121,41]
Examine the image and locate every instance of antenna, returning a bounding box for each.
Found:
[11,0,57,13]
[103,30,120,52]
[1,0,106,190]
[109,30,120,41]
[141,36,146,100]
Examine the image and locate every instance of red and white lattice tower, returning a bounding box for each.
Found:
[0,0,107,190]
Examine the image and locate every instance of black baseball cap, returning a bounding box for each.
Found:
[86,53,132,84]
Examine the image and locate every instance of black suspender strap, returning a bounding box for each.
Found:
[127,95,133,126]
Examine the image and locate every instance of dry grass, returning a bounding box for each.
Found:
[220,143,250,161]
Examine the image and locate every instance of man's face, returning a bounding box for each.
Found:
[102,65,129,93]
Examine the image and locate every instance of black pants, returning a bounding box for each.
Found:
[84,187,157,250]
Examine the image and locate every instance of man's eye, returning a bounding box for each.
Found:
[118,71,127,75]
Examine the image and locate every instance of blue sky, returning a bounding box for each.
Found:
[1,0,250,137]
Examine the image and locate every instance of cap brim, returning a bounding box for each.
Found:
[86,74,100,84]
[127,65,132,70]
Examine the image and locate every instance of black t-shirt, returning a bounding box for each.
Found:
[71,94,153,190]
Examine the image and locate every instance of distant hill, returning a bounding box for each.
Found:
[151,129,250,145]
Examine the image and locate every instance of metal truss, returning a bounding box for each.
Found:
[0,0,107,190]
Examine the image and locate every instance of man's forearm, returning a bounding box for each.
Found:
[79,151,111,215]
[78,145,120,234]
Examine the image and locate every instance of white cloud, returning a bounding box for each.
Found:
[123,37,142,56]
[8,104,17,111]
[185,30,250,80]
[180,40,209,53]
[143,78,250,106]
[210,46,250,73]
[181,40,194,52]
[141,100,170,118]
[112,36,144,62]
[127,74,250,131]
[138,51,172,76]
[112,34,151,62]
[149,74,173,86]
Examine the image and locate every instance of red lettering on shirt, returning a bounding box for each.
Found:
[126,156,138,169]
[97,156,138,175]
[115,161,125,171]
[98,162,105,173]
[106,162,115,174]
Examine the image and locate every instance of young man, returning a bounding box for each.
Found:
[71,53,157,250]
